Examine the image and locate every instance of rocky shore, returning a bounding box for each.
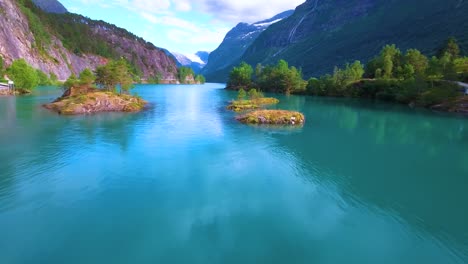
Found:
[236,110,305,125]
[431,96,468,114]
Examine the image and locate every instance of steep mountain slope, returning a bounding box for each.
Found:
[0,0,178,81]
[240,0,468,79]
[202,10,293,81]
[31,0,67,13]
[195,51,210,64]
[171,51,210,74]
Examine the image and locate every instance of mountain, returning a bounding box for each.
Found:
[0,0,178,81]
[171,51,210,74]
[31,0,67,13]
[238,0,468,80]
[195,51,210,64]
[202,10,294,81]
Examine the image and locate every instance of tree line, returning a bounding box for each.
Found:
[0,58,59,92]
[228,38,468,107]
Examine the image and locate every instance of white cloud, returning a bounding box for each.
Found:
[193,0,305,23]
[82,0,305,23]
[174,0,192,12]
[75,0,305,54]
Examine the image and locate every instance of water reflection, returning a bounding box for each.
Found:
[270,95,468,261]
[0,85,467,263]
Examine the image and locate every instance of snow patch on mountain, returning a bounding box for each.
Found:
[253,18,284,28]
[185,53,206,65]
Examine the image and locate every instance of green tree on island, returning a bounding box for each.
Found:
[95,59,134,93]
[237,88,246,101]
[64,74,79,90]
[195,74,206,84]
[79,68,96,86]
[178,66,195,84]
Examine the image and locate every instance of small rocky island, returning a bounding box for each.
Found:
[237,110,305,125]
[44,61,147,115]
[227,97,279,112]
[227,88,279,112]
[44,87,147,115]
[228,89,305,126]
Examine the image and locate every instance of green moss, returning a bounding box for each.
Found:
[227,97,279,112]
[236,110,305,126]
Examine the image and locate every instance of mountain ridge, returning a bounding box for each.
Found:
[0,0,178,81]
[202,10,294,80]
[171,51,210,74]
[31,0,67,14]
[206,0,468,82]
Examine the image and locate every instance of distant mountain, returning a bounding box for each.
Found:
[202,10,294,81]
[240,0,468,79]
[195,51,210,64]
[171,51,210,74]
[32,0,67,14]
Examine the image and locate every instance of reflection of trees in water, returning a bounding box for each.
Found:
[272,96,468,251]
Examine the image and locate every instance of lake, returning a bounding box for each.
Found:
[0,84,467,263]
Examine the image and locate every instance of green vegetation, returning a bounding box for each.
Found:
[306,39,468,108]
[47,60,146,115]
[44,90,147,115]
[0,56,5,78]
[63,74,79,90]
[178,67,195,84]
[228,38,468,111]
[148,72,163,84]
[236,110,305,125]
[95,59,134,94]
[6,59,40,92]
[79,68,95,86]
[195,74,206,84]
[3,59,57,92]
[228,60,306,94]
[227,88,279,112]
[17,0,51,56]
[228,62,253,89]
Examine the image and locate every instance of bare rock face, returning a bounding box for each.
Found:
[0,0,102,79]
[91,24,178,80]
[0,0,178,81]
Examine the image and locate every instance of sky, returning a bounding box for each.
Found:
[59,0,305,56]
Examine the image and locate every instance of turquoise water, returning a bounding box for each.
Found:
[0,84,468,263]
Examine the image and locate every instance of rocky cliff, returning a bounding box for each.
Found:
[0,0,178,81]
[202,10,293,81]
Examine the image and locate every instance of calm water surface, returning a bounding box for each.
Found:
[0,84,468,263]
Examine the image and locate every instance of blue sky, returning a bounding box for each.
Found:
[59,0,305,56]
